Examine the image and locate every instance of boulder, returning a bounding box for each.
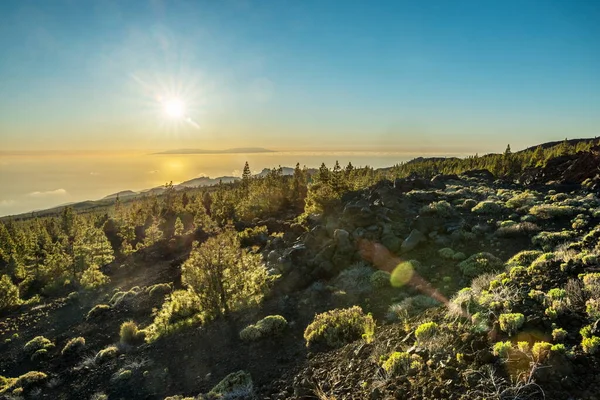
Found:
[401,229,426,253]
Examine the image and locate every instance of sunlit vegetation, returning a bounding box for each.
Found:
[304,306,375,349]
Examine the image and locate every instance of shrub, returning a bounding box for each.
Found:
[120,321,145,345]
[0,275,20,312]
[583,254,598,266]
[582,336,600,354]
[438,248,455,259]
[240,315,288,342]
[529,204,575,219]
[552,328,567,342]
[452,252,466,261]
[24,336,54,355]
[472,201,505,214]
[333,264,373,294]
[415,321,438,342]
[207,370,253,398]
[506,250,543,267]
[586,299,600,320]
[388,295,441,321]
[304,306,375,349]
[493,341,513,358]
[86,304,110,320]
[421,201,454,217]
[581,325,592,339]
[527,253,557,274]
[506,192,537,208]
[147,283,172,298]
[458,252,504,278]
[498,313,525,336]
[370,270,391,289]
[12,371,47,391]
[582,273,600,298]
[95,346,119,363]
[381,352,422,375]
[517,341,530,353]
[496,222,540,238]
[61,337,85,356]
[532,341,552,362]
[551,343,566,353]
[532,231,577,250]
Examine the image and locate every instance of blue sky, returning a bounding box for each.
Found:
[0,0,598,152]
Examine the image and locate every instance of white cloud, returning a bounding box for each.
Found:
[148,170,159,174]
[0,199,15,207]
[28,189,68,197]
[90,172,100,176]
[231,169,241,177]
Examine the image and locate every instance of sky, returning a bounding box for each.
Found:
[0,0,598,152]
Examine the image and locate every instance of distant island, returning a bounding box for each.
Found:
[154,147,275,155]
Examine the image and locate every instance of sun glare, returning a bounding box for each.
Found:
[163,98,185,118]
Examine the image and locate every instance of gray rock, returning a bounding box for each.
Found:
[381,233,402,253]
[401,229,426,253]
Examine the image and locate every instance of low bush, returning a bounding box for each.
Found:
[146,283,172,298]
[552,328,568,342]
[493,341,512,358]
[120,321,146,345]
[532,341,552,362]
[239,315,288,342]
[61,337,85,356]
[95,346,119,363]
[472,201,505,215]
[145,290,203,342]
[458,252,504,278]
[498,313,524,336]
[415,321,438,343]
[529,204,575,219]
[380,352,423,375]
[370,270,391,289]
[304,306,375,349]
[506,250,543,267]
[586,299,600,320]
[0,275,21,312]
[387,295,441,321]
[495,222,540,238]
[581,273,600,298]
[582,336,600,354]
[421,201,454,217]
[24,336,54,355]
[86,304,111,320]
[438,248,455,259]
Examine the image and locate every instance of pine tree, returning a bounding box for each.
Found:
[174,217,184,236]
[143,218,164,247]
[316,163,330,185]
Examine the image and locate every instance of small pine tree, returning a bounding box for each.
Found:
[174,217,184,236]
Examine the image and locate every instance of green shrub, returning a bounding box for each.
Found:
[240,315,288,342]
[506,192,537,208]
[95,346,119,363]
[207,370,253,398]
[547,288,567,300]
[472,201,505,214]
[80,266,110,290]
[13,371,47,391]
[24,336,54,355]
[506,250,543,267]
[493,341,512,358]
[120,321,145,345]
[531,341,552,362]
[438,248,455,259]
[380,352,422,375]
[370,270,391,289]
[452,252,466,261]
[583,254,598,266]
[529,204,575,219]
[458,252,504,278]
[582,273,600,298]
[580,325,592,339]
[532,231,577,250]
[551,343,566,353]
[86,304,110,320]
[415,321,438,342]
[304,306,375,349]
[31,349,49,361]
[61,337,85,356]
[421,201,454,217]
[586,299,600,320]
[517,341,530,353]
[582,336,600,354]
[0,275,21,312]
[498,313,525,336]
[552,328,567,342]
[145,290,203,342]
[496,222,540,237]
[147,283,172,298]
[527,253,557,274]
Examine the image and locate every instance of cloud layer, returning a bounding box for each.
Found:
[28,189,68,197]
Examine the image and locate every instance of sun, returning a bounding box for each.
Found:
[163,98,185,118]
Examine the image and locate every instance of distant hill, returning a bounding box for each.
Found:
[178,176,240,188]
[154,148,275,155]
[517,137,599,153]
[103,190,138,200]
